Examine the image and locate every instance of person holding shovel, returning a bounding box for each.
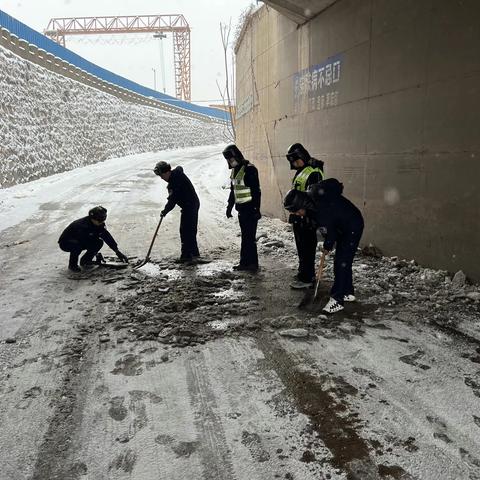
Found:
[283,178,364,314]
[154,161,200,263]
[286,143,325,289]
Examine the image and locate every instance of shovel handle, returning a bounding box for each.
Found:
[313,252,326,300]
[144,215,163,260]
[316,251,326,280]
[134,215,163,269]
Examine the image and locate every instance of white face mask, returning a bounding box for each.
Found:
[229,159,239,168]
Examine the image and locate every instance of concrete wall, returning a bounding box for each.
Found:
[235,0,480,280]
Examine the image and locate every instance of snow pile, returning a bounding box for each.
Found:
[0,45,226,188]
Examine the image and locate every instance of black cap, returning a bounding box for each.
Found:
[153,161,171,175]
[286,143,311,165]
[89,206,107,222]
[307,179,344,203]
[222,144,244,162]
[283,189,313,212]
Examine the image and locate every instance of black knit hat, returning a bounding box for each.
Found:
[153,161,171,175]
[88,206,107,222]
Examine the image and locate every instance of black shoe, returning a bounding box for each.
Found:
[233,264,259,272]
[174,256,193,264]
[68,263,81,273]
[80,253,96,267]
[81,264,97,271]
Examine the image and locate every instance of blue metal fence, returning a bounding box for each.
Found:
[0,9,230,123]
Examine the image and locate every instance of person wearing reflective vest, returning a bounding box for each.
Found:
[286,143,325,289]
[223,144,262,272]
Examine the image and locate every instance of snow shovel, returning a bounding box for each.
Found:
[134,215,164,269]
[313,251,326,302]
[298,251,326,308]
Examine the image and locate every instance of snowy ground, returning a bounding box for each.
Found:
[0,145,480,480]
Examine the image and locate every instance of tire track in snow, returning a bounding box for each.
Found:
[29,315,102,480]
[256,333,414,480]
[185,352,237,480]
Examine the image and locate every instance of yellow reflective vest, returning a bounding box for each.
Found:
[231,166,253,204]
[292,166,324,192]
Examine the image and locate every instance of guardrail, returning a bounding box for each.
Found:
[0,9,230,124]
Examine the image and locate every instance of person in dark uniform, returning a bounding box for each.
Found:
[223,144,261,272]
[283,179,364,314]
[286,143,324,289]
[154,161,200,263]
[58,206,128,272]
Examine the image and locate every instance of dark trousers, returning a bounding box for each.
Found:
[293,222,318,282]
[59,238,103,265]
[180,207,200,259]
[238,212,258,267]
[330,228,363,304]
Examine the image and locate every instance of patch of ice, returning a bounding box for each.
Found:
[212,288,244,300]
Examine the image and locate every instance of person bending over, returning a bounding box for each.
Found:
[283,179,364,314]
[58,206,128,272]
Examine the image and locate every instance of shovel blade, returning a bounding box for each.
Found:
[133,258,149,270]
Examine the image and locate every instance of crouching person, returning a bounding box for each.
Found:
[58,206,128,272]
[283,179,364,314]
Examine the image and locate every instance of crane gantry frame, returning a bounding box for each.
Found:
[44,15,191,101]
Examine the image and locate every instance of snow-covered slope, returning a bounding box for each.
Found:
[0,45,226,188]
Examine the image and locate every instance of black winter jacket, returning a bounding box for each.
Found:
[163,166,200,215]
[58,217,118,250]
[227,161,261,214]
[308,179,364,251]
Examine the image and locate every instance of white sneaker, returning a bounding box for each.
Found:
[344,294,356,302]
[289,279,313,289]
[322,298,344,314]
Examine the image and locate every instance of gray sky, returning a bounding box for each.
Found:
[1,0,255,104]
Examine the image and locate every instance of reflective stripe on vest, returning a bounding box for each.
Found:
[231,166,252,204]
[292,166,324,192]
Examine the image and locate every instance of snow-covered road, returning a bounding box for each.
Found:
[1,145,479,480]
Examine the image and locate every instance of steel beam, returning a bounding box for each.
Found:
[44,15,191,100]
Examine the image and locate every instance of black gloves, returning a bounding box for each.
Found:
[226,206,261,220]
[115,250,129,263]
[160,210,166,218]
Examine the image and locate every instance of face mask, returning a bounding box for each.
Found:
[229,159,239,168]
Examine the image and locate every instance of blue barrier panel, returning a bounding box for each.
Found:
[0,9,230,123]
